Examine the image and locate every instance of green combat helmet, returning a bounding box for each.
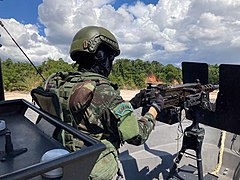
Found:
[70,26,120,61]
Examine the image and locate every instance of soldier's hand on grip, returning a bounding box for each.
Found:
[130,89,146,109]
[147,90,164,113]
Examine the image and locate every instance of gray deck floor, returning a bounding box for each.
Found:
[118,115,240,180]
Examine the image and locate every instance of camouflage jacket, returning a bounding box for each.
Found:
[66,72,156,149]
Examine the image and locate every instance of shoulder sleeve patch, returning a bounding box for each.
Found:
[114,102,133,117]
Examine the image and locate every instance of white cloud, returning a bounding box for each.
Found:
[152,0,191,29]
[0,0,240,66]
[231,36,240,47]
[126,1,155,18]
[0,18,68,64]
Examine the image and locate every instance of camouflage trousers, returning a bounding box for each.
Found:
[89,140,119,180]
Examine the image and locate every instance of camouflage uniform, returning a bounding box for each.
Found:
[33,26,158,180]
[63,71,156,180]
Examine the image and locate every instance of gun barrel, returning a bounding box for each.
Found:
[201,84,219,92]
[212,85,219,90]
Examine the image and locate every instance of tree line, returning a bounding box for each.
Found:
[0,58,219,91]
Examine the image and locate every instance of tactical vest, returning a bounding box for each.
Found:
[42,71,121,151]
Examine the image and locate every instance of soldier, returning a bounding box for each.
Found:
[68,26,164,179]
[36,26,164,180]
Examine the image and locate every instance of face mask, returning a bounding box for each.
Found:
[90,45,115,77]
[77,44,115,77]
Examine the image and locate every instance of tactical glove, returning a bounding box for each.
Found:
[149,90,164,113]
[130,89,146,109]
[143,90,164,114]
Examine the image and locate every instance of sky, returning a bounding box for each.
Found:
[0,0,240,66]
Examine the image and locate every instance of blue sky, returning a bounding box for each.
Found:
[0,0,46,35]
[1,0,42,24]
[0,0,240,65]
[114,0,158,8]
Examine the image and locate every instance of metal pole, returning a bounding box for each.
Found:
[0,60,5,101]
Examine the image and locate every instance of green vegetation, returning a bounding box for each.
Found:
[209,64,219,85]
[0,58,219,91]
[109,59,182,88]
[1,58,77,91]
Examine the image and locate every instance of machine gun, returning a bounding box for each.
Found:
[141,77,219,179]
[142,81,219,125]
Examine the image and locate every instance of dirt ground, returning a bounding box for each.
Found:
[4,90,139,101]
[5,91,33,101]
[4,89,217,102]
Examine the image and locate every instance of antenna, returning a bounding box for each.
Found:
[0,20,46,81]
[0,34,2,47]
